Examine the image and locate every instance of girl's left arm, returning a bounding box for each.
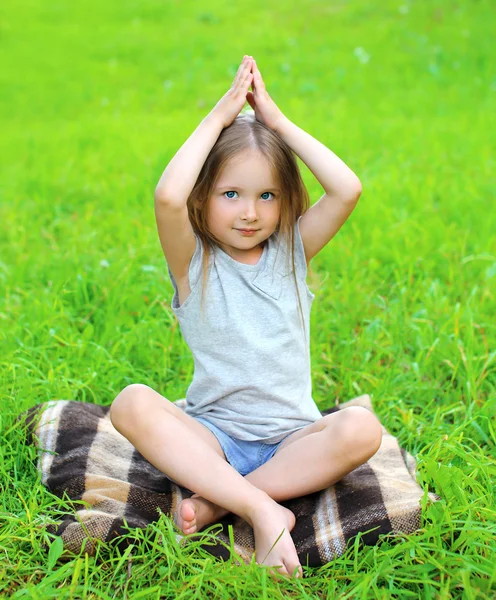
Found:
[275,117,362,201]
[275,117,362,263]
[246,56,362,263]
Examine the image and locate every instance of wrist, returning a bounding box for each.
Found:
[273,115,292,136]
[203,111,226,132]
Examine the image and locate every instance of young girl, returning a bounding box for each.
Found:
[110,55,382,579]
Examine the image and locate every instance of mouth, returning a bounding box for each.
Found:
[236,228,259,232]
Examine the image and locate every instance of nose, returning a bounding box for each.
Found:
[241,199,258,221]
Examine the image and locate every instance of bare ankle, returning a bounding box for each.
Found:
[244,491,278,526]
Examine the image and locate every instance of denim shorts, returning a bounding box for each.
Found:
[195,415,292,476]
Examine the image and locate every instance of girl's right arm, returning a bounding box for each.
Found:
[155,55,255,206]
[154,56,254,283]
[154,113,224,207]
[154,115,222,285]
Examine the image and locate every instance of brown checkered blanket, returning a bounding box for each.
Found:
[18,394,440,567]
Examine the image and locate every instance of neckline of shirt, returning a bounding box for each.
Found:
[214,236,271,272]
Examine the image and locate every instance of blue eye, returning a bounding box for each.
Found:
[223,191,275,200]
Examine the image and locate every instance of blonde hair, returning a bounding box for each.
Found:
[186,112,310,335]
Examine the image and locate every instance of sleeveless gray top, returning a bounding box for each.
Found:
[167,215,322,443]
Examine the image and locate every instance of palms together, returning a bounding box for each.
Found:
[245,57,287,133]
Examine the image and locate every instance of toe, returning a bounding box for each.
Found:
[283,561,301,579]
[269,565,289,580]
[292,564,304,578]
[180,500,196,522]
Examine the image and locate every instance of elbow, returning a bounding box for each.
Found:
[353,176,362,197]
[154,185,168,204]
[349,178,362,203]
[154,186,179,206]
[154,184,189,208]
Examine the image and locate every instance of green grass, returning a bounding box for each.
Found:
[1,0,495,597]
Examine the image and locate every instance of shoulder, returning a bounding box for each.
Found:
[295,216,310,268]
[273,219,309,275]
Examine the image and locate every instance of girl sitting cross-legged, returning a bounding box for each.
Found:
[110,54,382,579]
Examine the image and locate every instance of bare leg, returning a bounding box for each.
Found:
[179,407,382,533]
[110,385,303,578]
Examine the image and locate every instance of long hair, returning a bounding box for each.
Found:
[186,111,310,335]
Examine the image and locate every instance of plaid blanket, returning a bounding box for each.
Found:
[19,394,440,567]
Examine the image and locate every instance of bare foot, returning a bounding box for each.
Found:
[176,494,302,578]
[249,501,303,579]
[175,494,230,534]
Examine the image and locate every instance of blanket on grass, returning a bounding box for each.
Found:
[18,394,440,567]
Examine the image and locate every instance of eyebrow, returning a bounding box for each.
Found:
[215,185,281,192]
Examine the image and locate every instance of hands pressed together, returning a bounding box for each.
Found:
[212,55,288,133]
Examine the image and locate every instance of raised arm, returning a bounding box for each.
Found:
[155,55,255,206]
[154,114,225,284]
[154,114,224,206]
[246,57,362,263]
[274,117,362,263]
[154,56,254,283]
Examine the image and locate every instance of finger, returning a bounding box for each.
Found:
[249,60,255,92]
[232,55,249,88]
[236,60,253,91]
[232,56,250,87]
[240,70,253,91]
[252,59,266,92]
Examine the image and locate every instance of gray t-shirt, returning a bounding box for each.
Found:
[167,215,322,443]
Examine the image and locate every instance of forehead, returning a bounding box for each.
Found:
[215,151,279,188]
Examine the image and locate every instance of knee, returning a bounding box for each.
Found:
[109,383,151,432]
[338,406,383,460]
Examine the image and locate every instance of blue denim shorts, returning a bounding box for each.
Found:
[195,415,292,476]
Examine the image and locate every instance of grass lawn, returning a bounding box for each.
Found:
[1,0,495,597]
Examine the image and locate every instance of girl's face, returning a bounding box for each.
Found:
[206,150,281,262]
